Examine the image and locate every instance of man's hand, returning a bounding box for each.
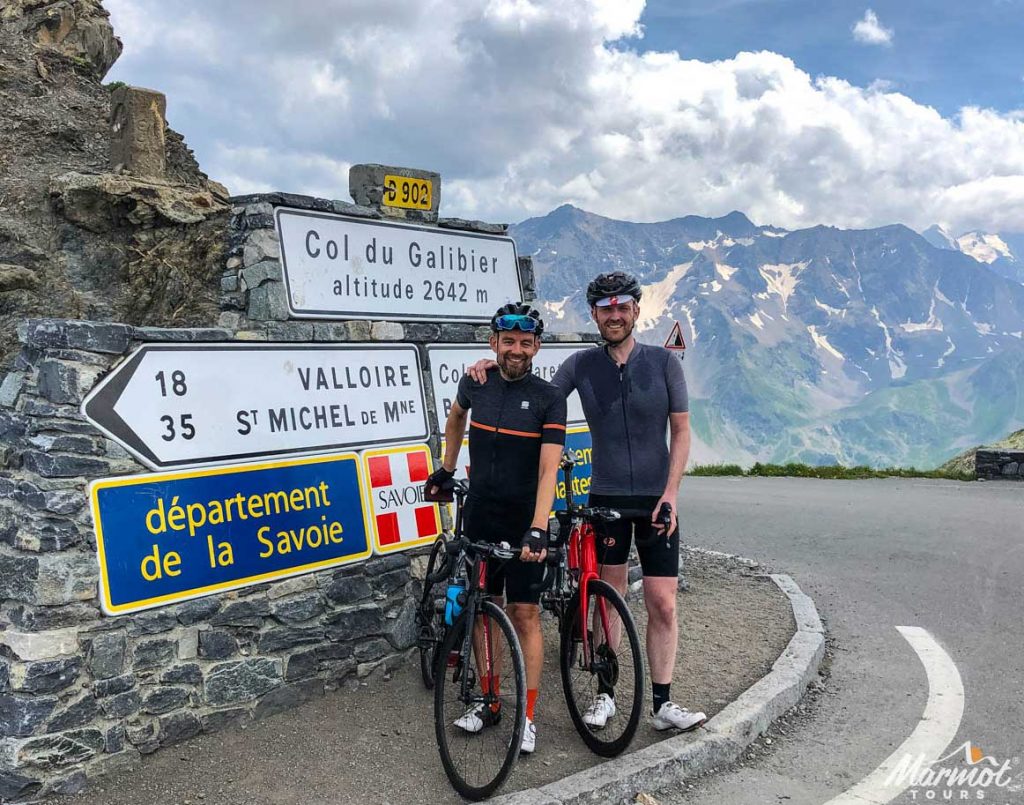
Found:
[467,358,497,384]
[652,497,677,536]
[424,467,455,502]
[520,527,548,563]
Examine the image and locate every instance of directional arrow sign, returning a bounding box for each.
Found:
[82,343,429,470]
[425,342,592,430]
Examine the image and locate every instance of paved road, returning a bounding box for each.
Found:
[662,476,1024,805]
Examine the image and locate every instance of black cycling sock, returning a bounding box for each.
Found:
[598,678,615,698]
[652,682,671,713]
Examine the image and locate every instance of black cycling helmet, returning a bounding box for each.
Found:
[586,271,642,306]
[490,302,544,336]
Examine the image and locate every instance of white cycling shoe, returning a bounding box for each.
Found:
[520,718,536,754]
[652,701,707,732]
[454,702,501,733]
[582,693,616,729]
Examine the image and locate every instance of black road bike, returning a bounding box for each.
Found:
[416,480,527,800]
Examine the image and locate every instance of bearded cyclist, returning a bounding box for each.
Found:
[425,303,567,756]
[467,272,706,734]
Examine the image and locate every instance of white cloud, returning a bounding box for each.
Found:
[852,9,894,46]
[104,1,1024,235]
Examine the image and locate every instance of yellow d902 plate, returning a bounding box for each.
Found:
[383,174,432,210]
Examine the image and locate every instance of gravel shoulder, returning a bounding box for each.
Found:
[55,551,793,805]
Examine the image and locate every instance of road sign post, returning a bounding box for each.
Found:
[276,207,524,322]
[425,343,592,431]
[82,343,429,470]
[664,321,686,362]
[89,453,373,615]
[361,444,441,554]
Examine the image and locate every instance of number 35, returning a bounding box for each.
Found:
[160,414,196,441]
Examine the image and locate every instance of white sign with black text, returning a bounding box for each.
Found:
[82,344,429,470]
[276,207,524,322]
[425,343,592,431]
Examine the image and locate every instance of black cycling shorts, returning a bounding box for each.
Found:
[588,493,680,578]
[463,497,544,605]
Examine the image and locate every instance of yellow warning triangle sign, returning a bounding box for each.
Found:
[664,321,686,350]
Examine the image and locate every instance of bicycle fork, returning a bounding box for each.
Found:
[575,523,615,672]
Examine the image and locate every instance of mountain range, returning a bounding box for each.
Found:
[511,206,1024,468]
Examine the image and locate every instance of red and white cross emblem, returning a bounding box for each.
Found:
[365,448,440,549]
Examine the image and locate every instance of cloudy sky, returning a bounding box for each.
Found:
[104,0,1024,234]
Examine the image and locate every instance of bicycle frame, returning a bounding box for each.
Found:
[560,460,614,671]
[454,552,494,705]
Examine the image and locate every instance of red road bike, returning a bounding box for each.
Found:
[538,451,646,756]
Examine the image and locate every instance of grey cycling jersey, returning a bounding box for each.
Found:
[551,342,688,496]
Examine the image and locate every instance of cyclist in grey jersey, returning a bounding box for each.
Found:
[468,271,706,733]
[549,342,689,498]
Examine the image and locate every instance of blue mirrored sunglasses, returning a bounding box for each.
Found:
[494,314,539,333]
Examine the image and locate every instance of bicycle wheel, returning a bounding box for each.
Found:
[418,535,451,688]
[559,578,644,757]
[434,600,526,801]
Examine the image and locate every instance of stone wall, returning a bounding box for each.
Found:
[0,191,597,801]
[975,449,1024,480]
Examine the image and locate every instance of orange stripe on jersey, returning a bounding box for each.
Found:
[543,423,567,431]
[470,421,542,438]
[497,427,541,438]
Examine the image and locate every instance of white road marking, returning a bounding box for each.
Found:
[823,626,965,805]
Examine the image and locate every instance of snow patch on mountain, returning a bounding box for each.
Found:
[814,298,846,317]
[957,232,1015,264]
[937,337,956,368]
[748,312,765,330]
[901,298,943,332]
[759,262,809,310]
[808,325,844,360]
[716,263,738,282]
[679,303,698,345]
[548,295,570,320]
[873,305,907,379]
[637,262,692,332]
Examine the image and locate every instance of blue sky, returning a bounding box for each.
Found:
[637,0,1023,116]
[104,0,1024,234]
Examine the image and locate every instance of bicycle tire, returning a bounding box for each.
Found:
[559,579,644,757]
[434,600,526,800]
[418,535,451,689]
[425,533,453,586]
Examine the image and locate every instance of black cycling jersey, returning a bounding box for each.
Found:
[552,342,688,497]
[456,367,567,504]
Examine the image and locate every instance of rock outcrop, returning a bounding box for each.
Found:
[0,0,230,369]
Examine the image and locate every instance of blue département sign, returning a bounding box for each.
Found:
[89,454,373,615]
[554,427,593,511]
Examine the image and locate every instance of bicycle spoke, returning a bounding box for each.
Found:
[560,579,644,757]
[435,601,525,800]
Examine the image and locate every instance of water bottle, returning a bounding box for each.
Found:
[444,580,467,626]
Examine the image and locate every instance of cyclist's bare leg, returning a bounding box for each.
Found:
[506,602,542,691]
[596,563,628,648]
[642,576,678,684]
